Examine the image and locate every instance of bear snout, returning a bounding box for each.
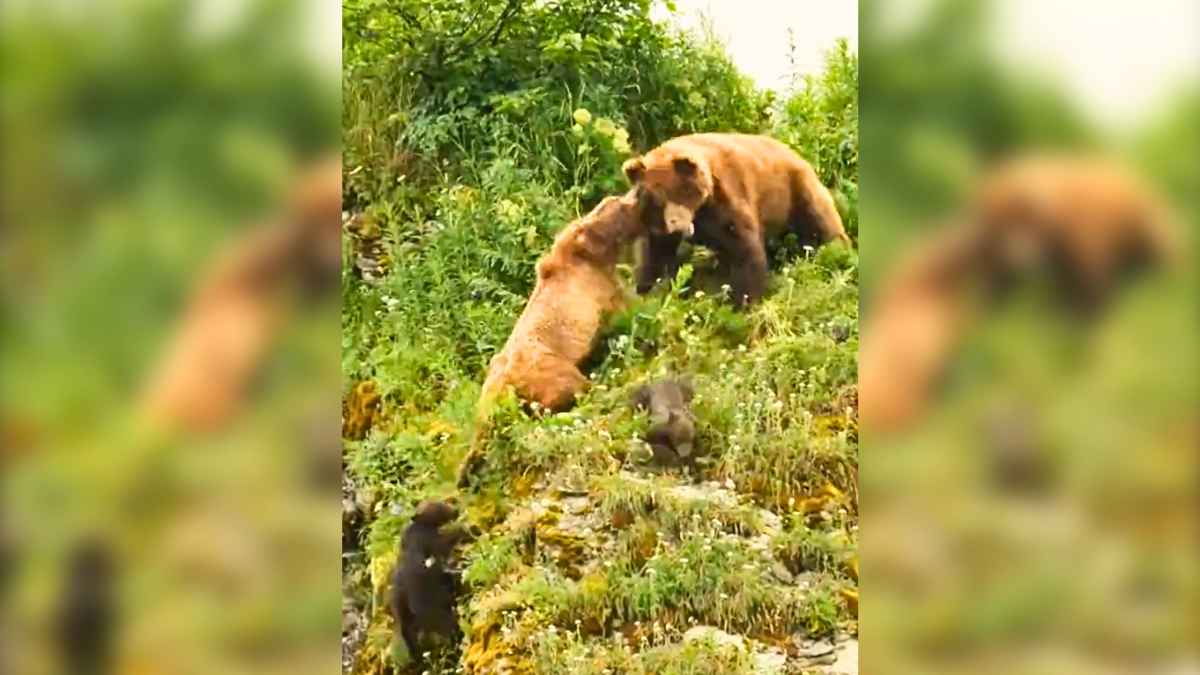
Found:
[663,202,696,238]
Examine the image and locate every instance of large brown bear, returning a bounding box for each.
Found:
[622,133,851,307]
[968,155,1178,312]
[857,225,979,434]
[457,191,644,486]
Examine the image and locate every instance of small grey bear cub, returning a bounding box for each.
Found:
[631,377,697,465]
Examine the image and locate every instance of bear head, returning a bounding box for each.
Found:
[622,150,713,238]
[538,191,642,279]
[411,500,458,529]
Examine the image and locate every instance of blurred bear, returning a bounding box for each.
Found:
[860,155,1180,435]
[139,156,341,433]
[969,155,1178,313]
[55,537,116,675]
[858,223,980,433]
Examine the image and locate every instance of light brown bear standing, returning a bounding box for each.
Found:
[457,191,644,487]
[623,133,852,307]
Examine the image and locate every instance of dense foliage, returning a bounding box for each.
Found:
[342,1,859,673]
[2,2,339,674]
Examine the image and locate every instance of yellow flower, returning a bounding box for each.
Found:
[496,199,523,222]
[613,128,631,153]
[594,117,616,136]
[448,184,477,205]
[572,108,592,125]
[571,123,585,136]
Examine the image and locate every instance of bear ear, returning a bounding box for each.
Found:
[413,500,457,527]
[672,155,699,176]
[623,157,646,184]
[631,385,651,410]
[536,256,558,280]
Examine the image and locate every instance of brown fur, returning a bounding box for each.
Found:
[139,157,342,432]
[456,191,644,486]
[623,133,851,306]
[858,225,977,434]
[860,156,1180,435]
[969,156,1178,311]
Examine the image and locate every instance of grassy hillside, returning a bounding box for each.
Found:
[856,1,1199,670]
[341,2,859,672]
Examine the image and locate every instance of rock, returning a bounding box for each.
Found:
[561,495,591,515]
[340,598,367,673]
[668,482,740,508]
[683,625,746,652]
[757,508,784,537]
[754,649,788,674]
[829,639,858,675]
[794,639,835,658]
[792,571,820,591]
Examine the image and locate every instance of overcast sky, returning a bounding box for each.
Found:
[654,0,858,92]
[656,0,1196,130]
[992,0,1199,131]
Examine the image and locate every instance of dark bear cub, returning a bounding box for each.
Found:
[390,500,470,668]
[55,537,116,675]
[631,378,697,466]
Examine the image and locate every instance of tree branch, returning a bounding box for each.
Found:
[439,0,523,66]
[486,0,523,47]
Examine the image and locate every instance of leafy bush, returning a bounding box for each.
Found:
[774,38,860,239]
[343,0,771,209]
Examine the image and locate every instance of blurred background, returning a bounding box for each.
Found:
[4,0,1197,673]
[1,1,340,674]
[859,0,1197,673]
